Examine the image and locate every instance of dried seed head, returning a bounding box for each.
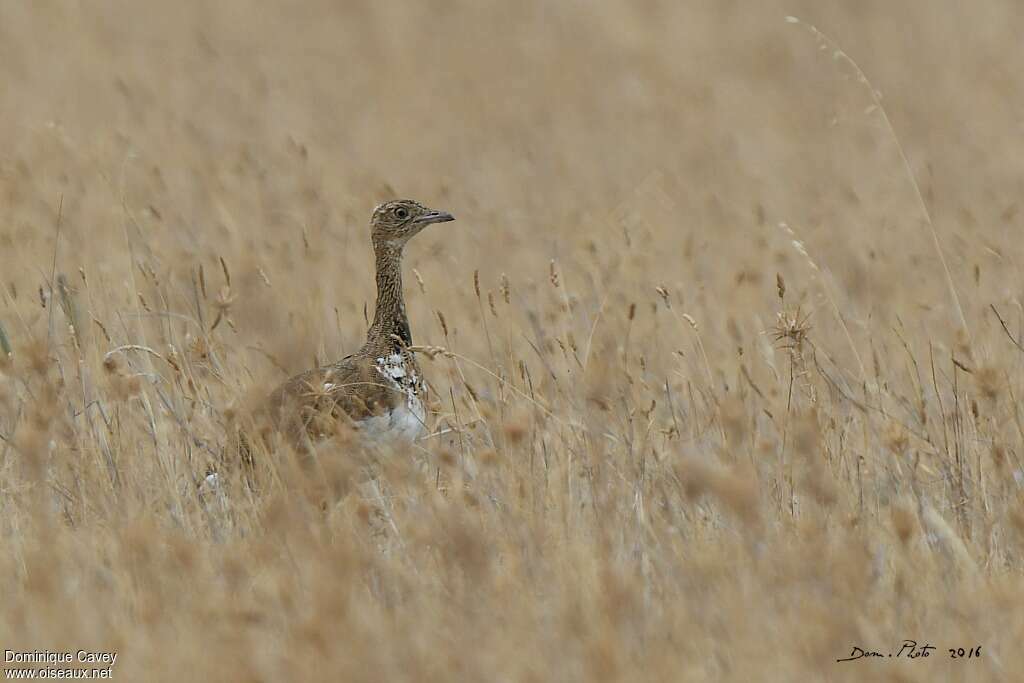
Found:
[198,264,208,299]
[973,365,1001,402]
[479,449,499,467]
[188,335,211,364]
[771,306,812,352]
[503,421,528,444]
[103,354,119,375]
[991,443,1008,474]
[92,317,111,343]
[891,505,916,546]
[883,423,910,456]
[219,256,232,287]
[214,285,235,312]
[438,449,456,468]
[500,273,511,303]
[25,343,50,376]
[676,460,760,525]
[408,344,451,360]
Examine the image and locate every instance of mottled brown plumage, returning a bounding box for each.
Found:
[269,199,454,448]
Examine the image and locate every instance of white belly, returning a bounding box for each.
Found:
[357,393,426,443]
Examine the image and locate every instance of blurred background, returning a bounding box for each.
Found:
[2,0,1021,373]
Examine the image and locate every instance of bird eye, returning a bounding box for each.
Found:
[394,207,409,219]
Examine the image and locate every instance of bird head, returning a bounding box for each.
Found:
[371,199,454,248]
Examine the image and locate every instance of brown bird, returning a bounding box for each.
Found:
[268,199,455,449]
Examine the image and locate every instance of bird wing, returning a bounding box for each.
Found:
[269,353,403,445]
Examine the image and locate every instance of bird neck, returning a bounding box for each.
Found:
[368,240,412,349]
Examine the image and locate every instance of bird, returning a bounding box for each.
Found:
[267,199,455,450]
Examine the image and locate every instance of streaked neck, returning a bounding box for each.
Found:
[368,240,411,348]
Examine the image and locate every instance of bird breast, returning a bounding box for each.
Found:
[374,352,422,389]
[363,352,426,441]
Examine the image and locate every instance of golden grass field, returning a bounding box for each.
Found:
[2,1,1023,680]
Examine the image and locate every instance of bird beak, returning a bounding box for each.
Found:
[414,210,455,225]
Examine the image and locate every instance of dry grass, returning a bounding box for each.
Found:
[2,1,1023,680]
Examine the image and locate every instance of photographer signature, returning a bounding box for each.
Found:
[837,641,981,662]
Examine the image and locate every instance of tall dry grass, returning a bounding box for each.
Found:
[1,1,1023,680]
